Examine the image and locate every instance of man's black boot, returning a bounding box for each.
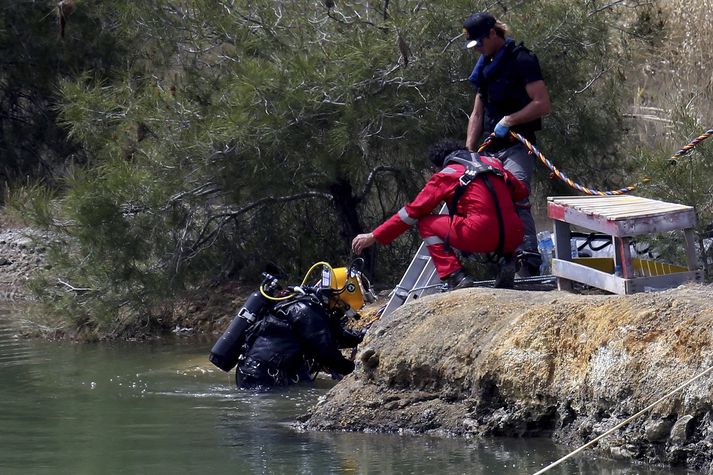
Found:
[495,255,515,289]
[515,250,542,278]
[444,269,474,291]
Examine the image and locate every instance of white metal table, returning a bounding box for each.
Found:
[547,195,702,294]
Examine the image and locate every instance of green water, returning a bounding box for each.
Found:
[0,307,693,475]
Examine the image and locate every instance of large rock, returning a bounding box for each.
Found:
[304,285,713,473]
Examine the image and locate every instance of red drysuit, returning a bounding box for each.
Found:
[372,154,527,279]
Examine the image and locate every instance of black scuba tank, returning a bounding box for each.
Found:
[209,274,277,372]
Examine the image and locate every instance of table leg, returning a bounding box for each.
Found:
[553,220,573,291]
[683,228,698,271]
[614,236,634,278]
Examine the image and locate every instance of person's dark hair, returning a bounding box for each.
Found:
[493,20,509,38]
[427,139,465,168]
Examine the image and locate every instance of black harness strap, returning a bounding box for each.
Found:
[442,153,506,256]
[480,174,506,257]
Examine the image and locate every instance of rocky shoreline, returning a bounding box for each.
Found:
[0,227,49,301]
[4,224,713,472]
[302,286,713,474]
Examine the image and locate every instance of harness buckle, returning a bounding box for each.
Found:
[267,367,280,382]
[459,169,476,186]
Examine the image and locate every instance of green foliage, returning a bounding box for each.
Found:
[632,106,713,274]
[620,0,713,274]
[0,1,148,196]
[505,1,638,196]
[7,0,666,338]
[5,184,56,228]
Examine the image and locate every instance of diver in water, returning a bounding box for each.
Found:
[209,262,372,390]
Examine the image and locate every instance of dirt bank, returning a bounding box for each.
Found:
[5,225,712,472]
[303,285,713,474]
[0,227,50,301]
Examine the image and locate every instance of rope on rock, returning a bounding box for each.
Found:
[478,128,713,196]
[531,363,713,475]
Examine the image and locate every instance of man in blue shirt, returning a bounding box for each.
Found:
[463,12,551,276]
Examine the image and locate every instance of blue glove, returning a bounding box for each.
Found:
[494,120,510,138]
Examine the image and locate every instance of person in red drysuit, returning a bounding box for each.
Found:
[352,139,527,289]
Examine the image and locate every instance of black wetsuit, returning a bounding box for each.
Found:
[236,299,360,389]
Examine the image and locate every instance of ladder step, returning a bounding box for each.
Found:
[382,204,449,318]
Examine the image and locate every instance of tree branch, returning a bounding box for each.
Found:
[442,32,465,54]
[574,66,612,94]
[224,190,333,217]
[589,0,655,16]
[167,182,222,205]
[57,278,94,293]
[189,191,334,254]
[359,165,403,200]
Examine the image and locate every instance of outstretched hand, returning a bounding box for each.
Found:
[351,233,376,255]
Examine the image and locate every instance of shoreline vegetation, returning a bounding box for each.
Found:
[1,1,712,472]
[3,0,712,340]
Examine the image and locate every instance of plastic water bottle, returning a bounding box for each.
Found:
[570,239,579,258]
[537,231,554,275]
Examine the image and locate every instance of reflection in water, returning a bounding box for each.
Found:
[0,307,694,475]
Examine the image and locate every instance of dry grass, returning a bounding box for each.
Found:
[628,0,713,142]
